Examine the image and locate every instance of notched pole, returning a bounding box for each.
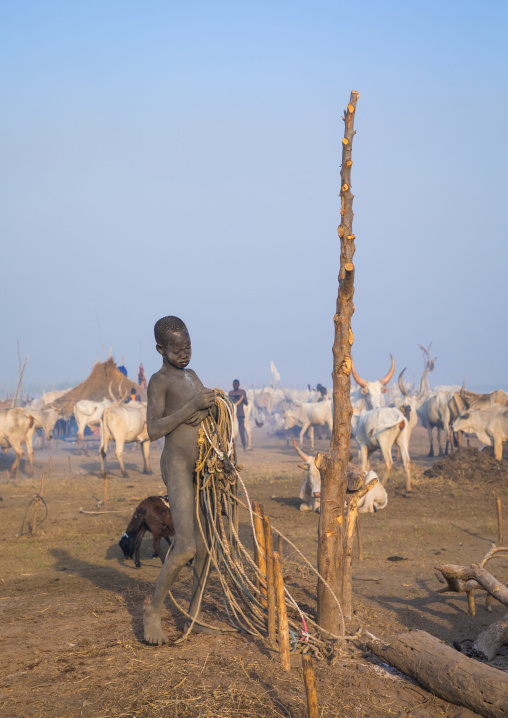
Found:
[317,90,359,632]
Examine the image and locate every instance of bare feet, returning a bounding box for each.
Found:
[143,605,168,645]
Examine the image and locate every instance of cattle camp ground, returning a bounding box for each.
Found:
[1,381,507,718]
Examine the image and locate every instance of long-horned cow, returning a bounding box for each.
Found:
[74,398,112,453]
[453,406,508,461]
[99,402,151,478]
[292,440,387,513]
[397,366,431,444]
[283,399,332,450]
[353,406,411,495]
[0,408,35,476]
[351,355,396,410]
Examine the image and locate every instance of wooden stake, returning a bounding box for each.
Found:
[301,653,318,718]
[252,501,267,605]
[104,473,108,511]
[496,497,503,545]
[273,551,291,671]
[315,90,359,632]
[263,515,276,645]
[356,514,363,561]
[48,456,53,477]
[467,590,476,616]
[32,473,45,535]
[277,534,283,563]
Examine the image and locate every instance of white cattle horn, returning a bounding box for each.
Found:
[416,366,430,400]
[398,368,411,397]
[351,358,367,388]
[380,354,395,386]
[292,438,309,462]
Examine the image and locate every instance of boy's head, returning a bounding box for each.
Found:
[233,379,240,390]
[154,316,191,369]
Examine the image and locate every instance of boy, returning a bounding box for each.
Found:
[143,315,218,645]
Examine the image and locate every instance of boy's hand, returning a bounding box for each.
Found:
[185,409,209,426]
[191,389,215,411]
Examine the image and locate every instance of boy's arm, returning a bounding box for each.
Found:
[147,374,215,441]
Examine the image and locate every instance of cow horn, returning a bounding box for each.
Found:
[292,438,309,462]
[380,354,395,386]
[351,358,367,388]
[416,366,430,400]
[108,382,116,401]
[398,368,411,397]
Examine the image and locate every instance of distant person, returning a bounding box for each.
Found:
[138,363,148,390]
[127,388,138,403]
[316,384,328,401]
[229,379,249,451]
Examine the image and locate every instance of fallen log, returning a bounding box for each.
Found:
[472,611,508,662]
[366,629,508,718]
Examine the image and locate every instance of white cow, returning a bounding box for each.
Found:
[453,406,508,461]
[99,402,151,477]
[417,391,455,457]
[283,399,333,450]
[351,355,396,410]
[0,408,35,476]
[353,407,412,495]
[397,367,431,445]
[25,407,60,450]
[74,398,112,453]
[292,440,387,513]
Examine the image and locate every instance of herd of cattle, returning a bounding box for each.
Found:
[1,356,507,504]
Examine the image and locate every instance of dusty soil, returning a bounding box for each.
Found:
[1,427,507,717]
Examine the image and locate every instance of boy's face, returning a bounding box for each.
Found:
[157,330,192,369]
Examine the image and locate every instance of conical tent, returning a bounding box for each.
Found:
[50,359,147,417]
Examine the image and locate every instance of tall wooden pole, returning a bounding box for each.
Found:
[315,91,359,631]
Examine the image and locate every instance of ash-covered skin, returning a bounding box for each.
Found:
[143,317,220,645]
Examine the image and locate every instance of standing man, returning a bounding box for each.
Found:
[229,379,249,451]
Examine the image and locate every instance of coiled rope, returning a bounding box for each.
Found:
[168,390,345,658]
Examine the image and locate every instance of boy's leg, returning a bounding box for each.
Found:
[185,492,222,633]
[144,466,197,645]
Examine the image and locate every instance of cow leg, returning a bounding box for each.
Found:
[427,427,435,457]
[244,421,252,450]
[309,425,315,451]
[397,437,412,495]
[436,427,444,456]
[115,438,128,478]
[493,438,503,462]
[140,440,152,475]
[360,445,369,473]
[379,442,393,487]
[134,527,146,568]
[99,435,108,477]
[9,446,23,478]
[299,422,310,448]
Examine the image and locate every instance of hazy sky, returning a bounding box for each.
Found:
[1,0,507,395]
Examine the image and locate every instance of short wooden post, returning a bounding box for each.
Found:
[263,515,276,645]
[277,534,283,563]
[467,590,475,616]
[273,551,291,671]
[104,473,108,511]
[48,456,53,477]
[496,497,503,545]
[32,473,45,535]
[252,501,267,605]
[301,653,318,718]
[356,514,363,561]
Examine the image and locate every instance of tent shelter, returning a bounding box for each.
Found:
[50,359,147,417]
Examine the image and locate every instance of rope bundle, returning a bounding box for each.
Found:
[169,390,345,658]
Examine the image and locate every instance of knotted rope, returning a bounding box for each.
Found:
[168,390,345,657]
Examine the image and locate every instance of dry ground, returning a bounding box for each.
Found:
[1,426,507,717]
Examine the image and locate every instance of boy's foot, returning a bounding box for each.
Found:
[144,606,168,645]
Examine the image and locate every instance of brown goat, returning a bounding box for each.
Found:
[119,496,175,568]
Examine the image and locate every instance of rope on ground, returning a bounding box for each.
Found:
[169,390,346,658]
